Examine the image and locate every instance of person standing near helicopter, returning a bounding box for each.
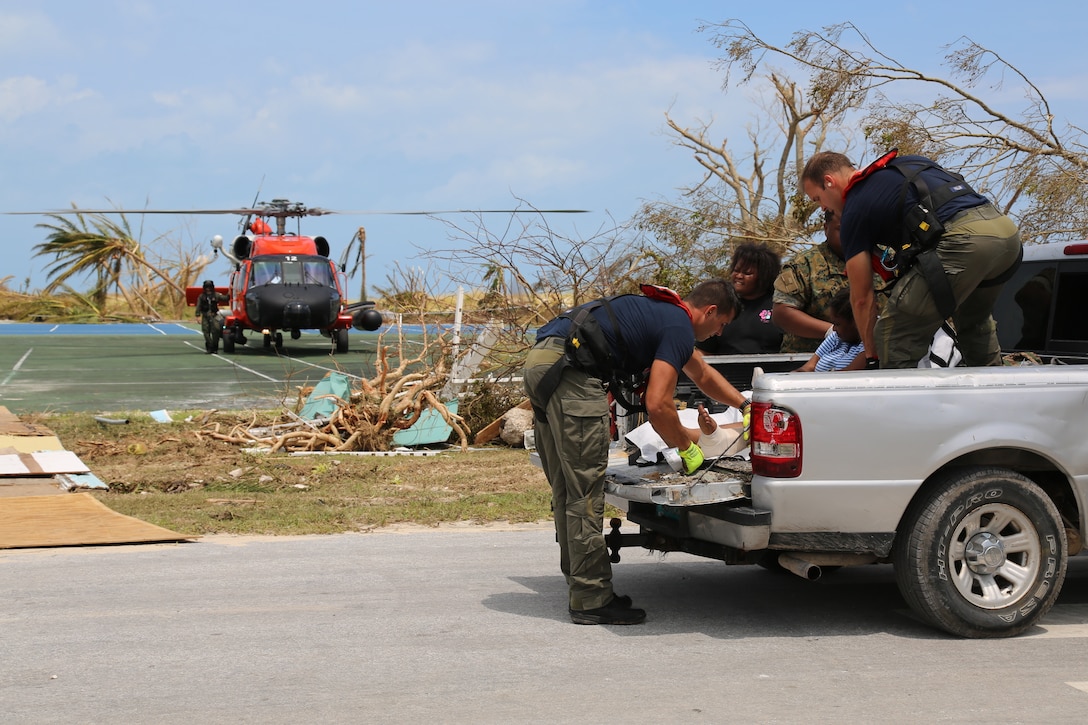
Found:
[195,280,227,354]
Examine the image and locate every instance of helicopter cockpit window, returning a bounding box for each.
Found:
[301,260,334,286]
[251,257,334,287]
[251,260,282,287]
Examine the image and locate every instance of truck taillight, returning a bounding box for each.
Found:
[750,401,802,478]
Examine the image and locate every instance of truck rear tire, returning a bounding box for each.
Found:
[893,467,1066,638]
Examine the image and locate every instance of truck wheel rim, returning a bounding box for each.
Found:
[948,503,1041,610]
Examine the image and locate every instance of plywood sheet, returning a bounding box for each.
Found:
[0,493,196,549]
[0,406,55,436]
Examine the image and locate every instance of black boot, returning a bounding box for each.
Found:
[569,596,646,625]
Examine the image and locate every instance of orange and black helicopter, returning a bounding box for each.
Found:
[13,199,586,354]
[197,198,381,354]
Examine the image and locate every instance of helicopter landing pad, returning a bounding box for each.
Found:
[0,323,398,414]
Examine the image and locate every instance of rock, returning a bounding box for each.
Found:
[499,406,535,447]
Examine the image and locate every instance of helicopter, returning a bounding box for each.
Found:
[190,198,383,354]
[11,198,588,354]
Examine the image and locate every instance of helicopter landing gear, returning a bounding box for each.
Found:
[290,329,302,340]
[335,328,349,354]
[262,332,285,350]
[222,324,241,353]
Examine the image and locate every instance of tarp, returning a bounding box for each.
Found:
[299,372,353,420]
[392,400,458,447]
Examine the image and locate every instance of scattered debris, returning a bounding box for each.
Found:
[198,333,471,453]
[94,416,130,425]
[499,405,534,447]
[55,472,109,492]
[474,400,531,445]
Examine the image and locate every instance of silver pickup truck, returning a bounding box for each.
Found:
[606,361,1088,639]
[605,240,1088,638]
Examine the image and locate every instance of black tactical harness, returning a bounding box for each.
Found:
[862,152,1021,319]
[530,285,696,422]
[530,295,647,422]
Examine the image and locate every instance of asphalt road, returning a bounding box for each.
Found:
[4,527,1088,724]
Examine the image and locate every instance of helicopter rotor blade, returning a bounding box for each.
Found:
[329,209,590,215]
[5,207,589,217]
[4,208,261,216]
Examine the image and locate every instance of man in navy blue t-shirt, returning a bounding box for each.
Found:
[801,150,1021,368]
[523,280,750,625]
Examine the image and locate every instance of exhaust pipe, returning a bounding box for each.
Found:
[778,553,821,581]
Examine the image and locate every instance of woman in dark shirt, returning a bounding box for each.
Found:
[698,242,784,355]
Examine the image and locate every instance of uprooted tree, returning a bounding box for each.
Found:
[199,316,471,453]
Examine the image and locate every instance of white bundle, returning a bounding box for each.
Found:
[698,425,745,458]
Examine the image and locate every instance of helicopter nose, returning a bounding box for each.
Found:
[282,301,313,328]
[246,285,340,329]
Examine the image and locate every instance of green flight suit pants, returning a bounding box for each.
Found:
[523,336,614,611]
[876,204,1022,368]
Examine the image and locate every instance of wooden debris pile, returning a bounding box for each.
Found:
[197,325,471,453]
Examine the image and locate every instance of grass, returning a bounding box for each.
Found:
[39,409,553,537]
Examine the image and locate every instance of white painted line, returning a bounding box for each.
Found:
[13,349,32,371]
[1,348,32,386]
[277,355,363,380]
[182,341,279,382]
[1067,682,1088,694]
[183,338,363,381]
[49,325,59,332]
[146,323,169,335]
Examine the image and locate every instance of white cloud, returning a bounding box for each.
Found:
[0,11,62,55]
[0,75,97,124]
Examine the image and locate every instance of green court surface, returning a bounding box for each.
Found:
[0,325,400,415]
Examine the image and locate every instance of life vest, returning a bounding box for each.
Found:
[842,148,900,198]
[639,283,693,320]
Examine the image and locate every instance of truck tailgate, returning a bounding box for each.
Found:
[605,456,751,507]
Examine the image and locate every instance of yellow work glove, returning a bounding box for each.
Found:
[741,399,752,441]
[678,440,704,474]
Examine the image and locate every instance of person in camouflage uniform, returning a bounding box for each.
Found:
[195,280,227,354]
[772,212,850,354]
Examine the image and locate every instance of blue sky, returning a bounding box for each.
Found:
[2,1,1084,299]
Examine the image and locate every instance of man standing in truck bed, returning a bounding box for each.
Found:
[801,150,1021,369]
[523,280,751,625]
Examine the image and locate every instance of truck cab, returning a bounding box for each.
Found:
[993,240,1088,361]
